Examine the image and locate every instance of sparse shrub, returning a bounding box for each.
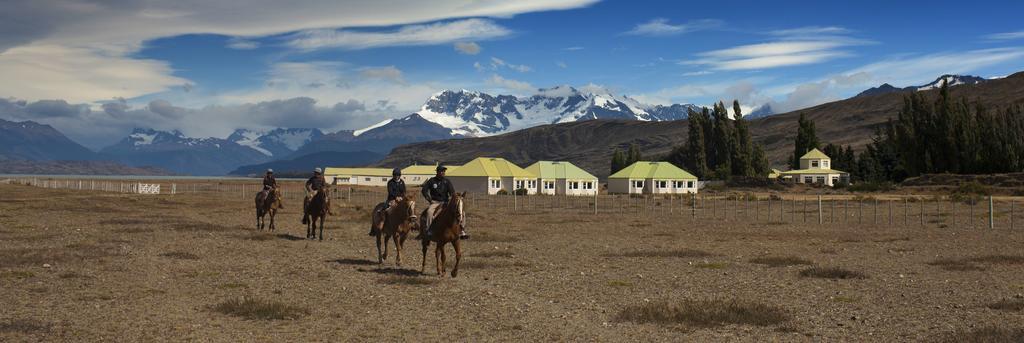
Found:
[496,189,509,195]
[0,319,51,334]
[769,194,782,201]
[610,249,715,258]
[928,258,985,271]
[987,298,1024,312]
[848,181,895,193]
[160,251,199,260]
[935,326,1024,343]
[607,280,633,287]
[614,299,789,327]
[798,267,865,279]
[749,256,814,267]
[211,298,309,320]
[514,188,528,196]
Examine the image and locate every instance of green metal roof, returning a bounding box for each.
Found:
[402,164,460,175]
[780,168,848,175]
[446,157,534,178]
[525,161,598,180]
[323,167,393,177]
[608,161,697,180]
[799,148,830,160]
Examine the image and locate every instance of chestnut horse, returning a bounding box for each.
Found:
[255,188,283,231]
[305,189,330,240]
[421,192,465,277]
[371,196,418,265]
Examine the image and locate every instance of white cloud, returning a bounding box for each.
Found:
[0,44,188,103]
[984,31,1024,41]
[487,74,534,93]
[0,0,597,103]
[682,70,712,76]
[686,40,861,71]
[556,61,568,68]
[847,47,1024,87]
[489,57,531,72]
[769,26,851,37]
[359,66,405,84]
[287,19,511,50]
[226,37,259,49]
[562,46,584,51]
[623,18,721,36]
[454,41,481,55]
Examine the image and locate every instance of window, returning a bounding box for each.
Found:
[583,182,593,190]
[823,161,830,168]
[364,177,371,182]
[543,181,555,190]
[568,181,579,190]
[804,176,813,183]
[490,179,501,189]
[339,178,351,184]
[381,177,388,182]
[831,177,839,185]
[515,180,525,189]
[811,160,819,168]
[527,180,536,189]
[633,180,644,189]
[815,176,825,184]
[656,180,668,189]
[687,181,694,188]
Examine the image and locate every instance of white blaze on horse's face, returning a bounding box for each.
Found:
[457,197,464,224]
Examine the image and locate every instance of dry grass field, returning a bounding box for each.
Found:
[2,183,1023,342]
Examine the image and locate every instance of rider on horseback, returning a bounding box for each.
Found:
[261,169,281,205]
[417,165,468,240]
[302,167,327,225]
[369,168,407,236]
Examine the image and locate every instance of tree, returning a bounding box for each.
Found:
[710,102,734,177]
[626,143,643,166]
[731,100,754,177]
[751,144,770,176]
[791,113,819,169]
[686,108,710,178]
[610,149,625,175]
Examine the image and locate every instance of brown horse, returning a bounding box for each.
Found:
[372,196,418,265]
[421,192,465,277]
[305,189,330,240]
[255,188,283,231]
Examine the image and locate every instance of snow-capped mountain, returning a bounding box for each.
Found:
[102,128,271,175]
[227,128,323,157]
[411,86,699,136]
[855,75,988,98]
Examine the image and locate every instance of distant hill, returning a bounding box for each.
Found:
[0,118,98,161]
[380,71,1024,178]
[854,74,988,98]
[100,128,271,176]
[0,160,173,176]
[228,150,384,176]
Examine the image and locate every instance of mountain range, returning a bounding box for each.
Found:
[379,72,1024,178]
[0,72,1011,176]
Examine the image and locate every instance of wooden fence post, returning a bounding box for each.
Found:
[873,198,878,226]
[920,199,925,228]
[989,196,994,230]
[817,195,822,225]
[691,193,696,218]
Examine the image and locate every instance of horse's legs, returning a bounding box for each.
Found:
[434,243,443,276]
[421,241,429,274]
[392,234,402,266]
[382,233,391,262]
[397,232,408,266]
[376,232,384,264]
[318,216,324,241]
[269,210,275,231]
[452,239,461,278]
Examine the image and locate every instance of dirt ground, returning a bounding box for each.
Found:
[1,183,1023,342]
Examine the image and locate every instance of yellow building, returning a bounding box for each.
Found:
[401,164,460,186]
[324,167,393,186]
[446,157,536,195]
[779,148,850,186]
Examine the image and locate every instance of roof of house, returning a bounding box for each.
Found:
[323,167,393,177]
[402,164,461,175]
[446,157,534,178]
[780,168,848,175]
[525,161,597,180]
[609,161,698,180]
[768,168,783,178]
[800,148,830,160]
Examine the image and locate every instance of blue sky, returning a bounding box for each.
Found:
[2,0,1024,148]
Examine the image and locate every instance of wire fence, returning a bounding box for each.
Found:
[3,177,1019,230]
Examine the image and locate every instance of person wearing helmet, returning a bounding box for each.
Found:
[260,169,281,208]
[370,167,407,236]
[417,164,468,240]
[302,167,327,224]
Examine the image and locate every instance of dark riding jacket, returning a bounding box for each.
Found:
[387,178,406,201]
[263,175,277,189]
[305,175,326,191]
[422,176,455,203]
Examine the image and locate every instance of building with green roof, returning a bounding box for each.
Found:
[324,167,393,186]
[401,164,461,185]
[608,161,698,194]
[778,148,850,186]
[525,161,599,196]
[446,157,537,195]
